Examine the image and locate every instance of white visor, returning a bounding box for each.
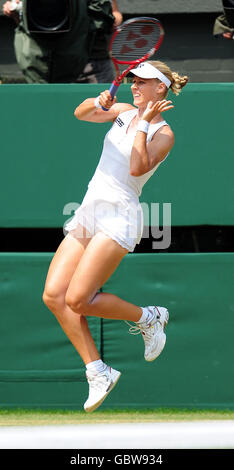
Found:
[130,62,171,88]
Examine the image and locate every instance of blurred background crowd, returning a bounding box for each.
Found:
[0,0,234,84]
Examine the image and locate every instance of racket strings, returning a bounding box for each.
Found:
[112,22,162,63]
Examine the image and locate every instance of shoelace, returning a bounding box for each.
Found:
[125,317,161,339]
[86,369,110,392]
[124,320,143,335]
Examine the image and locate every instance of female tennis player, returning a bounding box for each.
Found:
[43,60,188,412]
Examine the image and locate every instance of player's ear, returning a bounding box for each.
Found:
[155,81,167,98]
[157,81,166,92]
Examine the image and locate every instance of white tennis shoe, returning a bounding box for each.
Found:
[84,365,121,413]
[127,306,169,362]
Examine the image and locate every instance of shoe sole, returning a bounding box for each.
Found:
[84,370,121,413]
[145,308,169,362]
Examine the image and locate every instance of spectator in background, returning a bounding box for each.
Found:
[213,1,234,40]
[2,0,121,83]
[2,0,90,83]
[77,0,122,83]
[2,0,21,23]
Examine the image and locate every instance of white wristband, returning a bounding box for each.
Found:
[94,96,101,109]
[137,120,150,134]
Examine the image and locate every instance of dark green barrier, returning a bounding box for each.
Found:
[0,253,101,408]
[1,83,234,228]
[102,252,234,409]
[0,252,233,409]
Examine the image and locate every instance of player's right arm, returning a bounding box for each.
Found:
[74,90,134,123]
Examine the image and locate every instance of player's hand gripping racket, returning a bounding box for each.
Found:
[102,17,164,111]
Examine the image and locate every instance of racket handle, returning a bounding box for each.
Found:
[109,82,120,98]
[102,81,120,111]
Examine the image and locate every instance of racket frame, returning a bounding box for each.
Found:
[110,17,164,85]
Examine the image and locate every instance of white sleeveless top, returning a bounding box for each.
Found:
[89,108,169,199]
[65,109,170,251]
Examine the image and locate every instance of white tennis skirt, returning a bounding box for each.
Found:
[64,174,144,252]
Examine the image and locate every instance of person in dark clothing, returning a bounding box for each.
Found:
[76,1,123,83]
[2,0,121,83]
[213,1,234,40]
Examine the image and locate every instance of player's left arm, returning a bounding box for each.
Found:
[130,125,174,176]
[130,99,174,176]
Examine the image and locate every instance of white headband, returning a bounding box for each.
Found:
[130,62,171,88]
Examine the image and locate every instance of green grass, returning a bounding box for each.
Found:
[0,408,234,426]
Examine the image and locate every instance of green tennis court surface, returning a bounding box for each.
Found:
[1,408,234,426]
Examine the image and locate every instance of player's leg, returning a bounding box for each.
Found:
[64,231,168,412]
[42,226,100,364]
[64,231,141,412]
[65,231,169,365]
[65,231,142,321]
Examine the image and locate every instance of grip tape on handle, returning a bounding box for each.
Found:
[101,82,120,111]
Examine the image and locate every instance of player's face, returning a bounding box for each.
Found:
[131,77,165,107]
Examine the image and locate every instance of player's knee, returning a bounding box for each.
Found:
[65,292,88,315]
[42,287,64,313]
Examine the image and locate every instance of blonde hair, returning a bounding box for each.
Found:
[148,60,189,96]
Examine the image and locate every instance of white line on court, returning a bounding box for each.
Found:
[0,421,234,449]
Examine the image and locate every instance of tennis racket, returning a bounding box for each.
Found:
[102,16,164,111]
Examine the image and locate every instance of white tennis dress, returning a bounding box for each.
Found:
[65,108,169,252]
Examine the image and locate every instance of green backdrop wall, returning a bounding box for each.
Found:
[1,83,234,228]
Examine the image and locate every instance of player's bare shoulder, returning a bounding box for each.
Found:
[156,123,175,148]
[160,123,174,138]
[109,103,135,123]
[149,123,175,161]
[111,102,135,116]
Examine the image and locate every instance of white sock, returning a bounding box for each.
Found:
[86,359,106,374]
[137,307,154,325]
